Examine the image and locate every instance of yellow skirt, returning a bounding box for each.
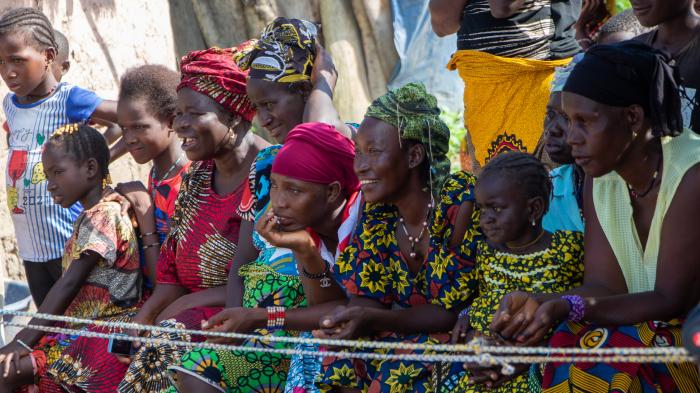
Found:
[448,50,571,166]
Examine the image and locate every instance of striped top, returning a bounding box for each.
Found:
[457,0,581,60]
[3,83,102,262]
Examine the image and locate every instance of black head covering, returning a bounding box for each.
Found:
[563,42,683,137]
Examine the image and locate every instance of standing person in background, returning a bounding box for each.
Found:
[0,8,119,308]
[632,0,700,133]
[430,0,581,170]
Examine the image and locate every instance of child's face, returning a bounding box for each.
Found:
[476,175,534,245]
[0,32,53,97]
[544,92,574,165]
[246,78,307,143]
[42,145,93,208]
[118,97,174,164]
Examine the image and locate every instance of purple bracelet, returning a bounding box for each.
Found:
[562,295,585,322]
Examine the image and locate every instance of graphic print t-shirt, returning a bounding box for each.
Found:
[4,83,102,262]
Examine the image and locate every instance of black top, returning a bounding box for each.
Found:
[457,0,581,60]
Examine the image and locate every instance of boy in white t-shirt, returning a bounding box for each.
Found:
[0,8,120,306]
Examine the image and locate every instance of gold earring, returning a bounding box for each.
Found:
[102,174,112,190]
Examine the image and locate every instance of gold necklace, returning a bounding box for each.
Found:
[505,229,545,251]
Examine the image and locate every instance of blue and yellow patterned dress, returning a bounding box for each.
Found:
[317,171,482,393]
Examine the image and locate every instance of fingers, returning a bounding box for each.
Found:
[517,311,551,345]
[204,310,233,329]
[499,312,529,340]
[3,352,14,377]
[116,355,132,365]
[489,310,511,335]
[451,319,469,344]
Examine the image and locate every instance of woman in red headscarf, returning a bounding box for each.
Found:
[117,47,269,392]
[168,122,361,393]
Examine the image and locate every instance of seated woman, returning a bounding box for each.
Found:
[314,83,482,393]
[118,47,269,392]
[169,121,360,392]
[171,17,351,393]
[491,42,700,391]
[437,152,584,392]
[0,124,143,392]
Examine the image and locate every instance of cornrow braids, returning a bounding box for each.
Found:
[479,151,552,213]
[0,7,57,51]
[47,123,110,182]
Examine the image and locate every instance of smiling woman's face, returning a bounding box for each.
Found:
[172,87,232,161]
[246,78,306,143]
[353,117,416,204]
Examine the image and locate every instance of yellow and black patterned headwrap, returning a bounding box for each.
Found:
[236,17,318,83]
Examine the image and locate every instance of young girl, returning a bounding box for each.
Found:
[439,152,584,393]
[0,7,119,307]
[116,64,190,288]
[0,123,143,392]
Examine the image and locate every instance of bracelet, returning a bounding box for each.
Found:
[301,260,332,288]
[266,306,285,330]
[140,231,157,239]
[16,339,32,352]
[458,306,471,320]
[142,242,161,250]
[562,295,585,322]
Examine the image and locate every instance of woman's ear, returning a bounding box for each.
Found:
[326,181,342,204]
[527,196,546,224]
[407,143,426,169]
[626,104,646,136]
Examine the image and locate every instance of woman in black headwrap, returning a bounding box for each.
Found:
[490,42,700,392]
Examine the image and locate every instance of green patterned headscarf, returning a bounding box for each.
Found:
[365,82,451,193]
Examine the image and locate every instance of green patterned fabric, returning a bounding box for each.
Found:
[365,82,451,192]
[166,262,306,392]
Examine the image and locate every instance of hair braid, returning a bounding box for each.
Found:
[0,8,57,50]
[48,124,110,181]
[479,151,552,213]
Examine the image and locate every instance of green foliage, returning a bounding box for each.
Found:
[440,110,467,171]
[616,0,631,13]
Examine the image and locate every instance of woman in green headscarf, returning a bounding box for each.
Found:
[312,82,483,393]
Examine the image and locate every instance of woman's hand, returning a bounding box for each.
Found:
[311,42,338,92]
[451,312,475,344]
[312,305,370,340]
[462,333,529,389]
[513,298,569,346]
[114,181,152,218]
[0,341,31,377]
[489,291,540,341]
[115,311,154,365]
[255,210,315,253]
[202,308,267,344]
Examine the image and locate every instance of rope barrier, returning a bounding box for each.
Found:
[1,310,695,366]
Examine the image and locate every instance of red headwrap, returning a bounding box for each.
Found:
[177,47,256,122]
[272,122,359,196]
